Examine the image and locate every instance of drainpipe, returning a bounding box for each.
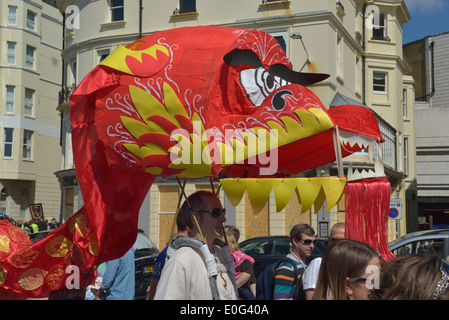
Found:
[138,0,143,38]
[430,40,435,98]
[362,2,367,105]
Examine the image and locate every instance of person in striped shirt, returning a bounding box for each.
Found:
[273,224,315,300]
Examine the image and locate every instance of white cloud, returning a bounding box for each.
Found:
[405,0,447,14]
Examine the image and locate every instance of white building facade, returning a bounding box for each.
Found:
[56,0,416,246]
[0,0,63,222]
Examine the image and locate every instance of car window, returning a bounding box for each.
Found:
[240,239,271,256]
[392,238,445,259]
[313,239,328,256]
[272,238,291,255]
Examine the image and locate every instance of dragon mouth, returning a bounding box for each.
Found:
[216,106,384,179]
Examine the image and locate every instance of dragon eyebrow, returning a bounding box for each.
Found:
[268,64,330,87]
[223,49,264,68]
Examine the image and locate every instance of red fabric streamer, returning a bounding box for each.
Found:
[345,177,395,261]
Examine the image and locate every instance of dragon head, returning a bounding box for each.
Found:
[89,26,383,179]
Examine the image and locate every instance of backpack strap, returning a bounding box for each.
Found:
[172,237,221,300]
[277,257,304,299]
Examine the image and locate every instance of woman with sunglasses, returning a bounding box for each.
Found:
[154,191,238,300]
[312,239,380,300]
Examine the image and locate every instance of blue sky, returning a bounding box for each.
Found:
[403,0,449,44]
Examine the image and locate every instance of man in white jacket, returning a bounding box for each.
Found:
[154,191,238,300]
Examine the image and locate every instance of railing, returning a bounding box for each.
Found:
[378,118,396,169]
[58,84,76,105]
[173,7,197,15]
[262,0,288,3]
[352,115,397,170]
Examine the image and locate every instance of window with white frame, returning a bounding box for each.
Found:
[398,132,403,172]
[403,88,407,119]
[68,58,77,86]
[110,0,124,21]
[7,42,16,65]
[27,11,37,31]
[25,89,34,117]
[179,0,196,14]
[373,72,387,94]
[355,56,362,94]
[26,45,36,69]
[23,130,33,160]
[8,6,17,26]
[4,128,13,158]
[404,137,409,175]
[268,31,287,54]
[98,49,110,64]
[372,12,386,40]
[337,35,343,78]
[5,86,15,114]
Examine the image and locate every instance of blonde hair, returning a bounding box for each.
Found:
[226,232,239,252]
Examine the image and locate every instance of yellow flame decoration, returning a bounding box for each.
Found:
[220,177,347,215]
[214,108,335,165]
[99,44,169,75]
[122,82,212,178]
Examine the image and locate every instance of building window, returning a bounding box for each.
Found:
[337,35,343,78]
[8,6,17,26]
[178,0,196,14]
[110,0,124,21]
[23,130,33,160]
[6,86,15,114]
[373,72,387,94]
[404,137,409,175]
[27,11,37,31]
[98,49,110,64]
[372,13,386,41]
[25,89,35,117]
[26,46,36,69]
[4,128,13,158]
[269,31,287,54]
[403,88,407,119]
[68,59,77,86]
[398,132,403,172]
[7,42,16,65]
[355,56,361,94]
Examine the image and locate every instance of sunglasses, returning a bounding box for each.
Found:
[198,208,226,218]
[300,239,316,246]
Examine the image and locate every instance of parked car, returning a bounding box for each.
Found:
[388,228,449,260]
[239,235,328,278]
[133,232,160,300]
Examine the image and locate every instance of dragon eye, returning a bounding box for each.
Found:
[240,67,290,107]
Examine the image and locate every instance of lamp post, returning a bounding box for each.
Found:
[290,32,310,65]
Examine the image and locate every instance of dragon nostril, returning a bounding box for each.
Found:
[272,90,292,110]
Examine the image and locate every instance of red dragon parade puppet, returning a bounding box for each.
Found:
[0,26,392,299]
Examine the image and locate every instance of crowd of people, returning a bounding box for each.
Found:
[138,191,449,301]
[10,190,449,301]
[0,213,59,234]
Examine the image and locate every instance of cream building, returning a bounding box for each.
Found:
[56,0,416,248]
[0,0,63,222]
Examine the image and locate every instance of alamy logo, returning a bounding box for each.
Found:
[65,5,80,30]
[365,5,380,30]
